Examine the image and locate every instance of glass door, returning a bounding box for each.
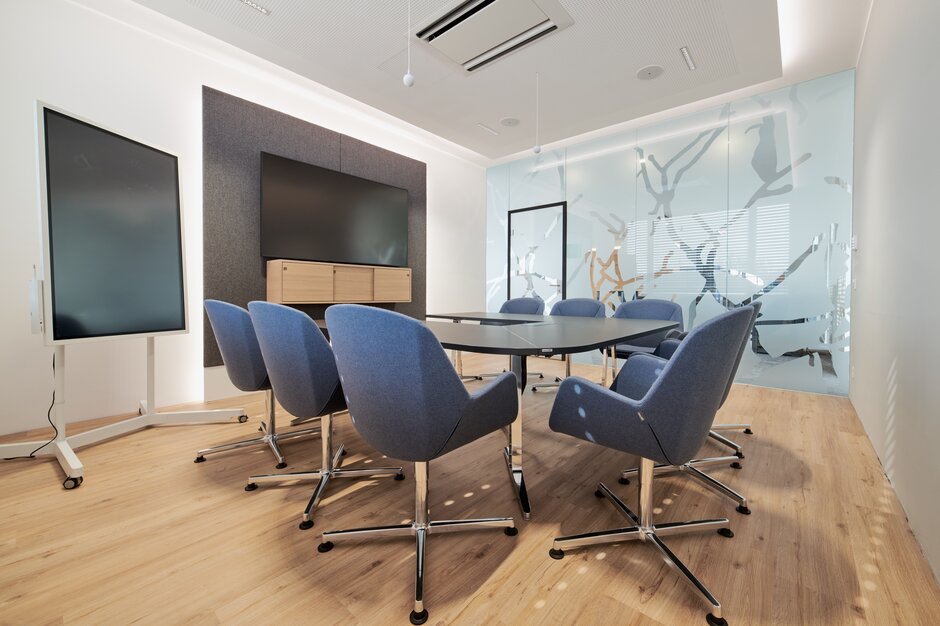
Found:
[507,202,567,309]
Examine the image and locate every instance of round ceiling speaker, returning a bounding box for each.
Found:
[500,117,521,127]
[636,65,664,80]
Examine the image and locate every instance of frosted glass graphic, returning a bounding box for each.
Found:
[485,70,854,395]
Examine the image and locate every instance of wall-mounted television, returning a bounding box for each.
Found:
[39,105,187,344]
[260,152,409,267]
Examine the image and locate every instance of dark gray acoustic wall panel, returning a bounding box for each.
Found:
[203,87,427,366]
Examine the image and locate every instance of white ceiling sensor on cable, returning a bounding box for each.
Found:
[416,0,574,72]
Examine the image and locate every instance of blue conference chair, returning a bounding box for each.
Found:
[473,296,546,381]
[196,300,321,468]
[620,302,763,515]
[531,297,606,392]
[611,298,684,356]
[319,305,518,625]
[547,307,753,626]
[243,302,403,530]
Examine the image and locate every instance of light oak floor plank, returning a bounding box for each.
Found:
[1,354,939,625]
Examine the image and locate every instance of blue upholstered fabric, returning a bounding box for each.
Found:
[501,296,545,315]
[652,302,762,408]
[247,301,346,420]
[550,298,606,318]
[481,297,545,327]
[611,299,684,354]
[204,300,269,393]
[325,304,518,462]
[549,307,753,466]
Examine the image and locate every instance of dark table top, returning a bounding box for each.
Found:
[316,313,678,356]
[425,316,678,356]
[425,311,549,324]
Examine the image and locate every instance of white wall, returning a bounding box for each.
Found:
[853,0,940,578]
[0,0,486,435]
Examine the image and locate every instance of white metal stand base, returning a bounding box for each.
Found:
[0,338,244,489]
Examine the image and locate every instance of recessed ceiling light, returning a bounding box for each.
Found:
[680,46,696,70]
[500,117,521,127]
[636,65,664,81]
[237,0,271,15]
[476,123,500,136]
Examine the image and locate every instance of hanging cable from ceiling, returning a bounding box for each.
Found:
[403,0,415,87]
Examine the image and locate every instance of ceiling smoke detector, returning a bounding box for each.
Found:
[636,65,664,81]
[500,117,521,127]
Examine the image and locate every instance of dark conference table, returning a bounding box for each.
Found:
[425,312,679,519]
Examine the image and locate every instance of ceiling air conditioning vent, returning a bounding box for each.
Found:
[416,0,573,72]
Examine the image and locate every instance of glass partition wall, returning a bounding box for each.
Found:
[486,70,854,395]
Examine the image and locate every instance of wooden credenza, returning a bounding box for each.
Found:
[266,260,411,304]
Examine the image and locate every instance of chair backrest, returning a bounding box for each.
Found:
[247,301,341,420]
[325,304,470,462]
[718,301,762,407]
[550,298,606,318]
[204,300,269,393]
[499,297,545,315]
[639,307,753,465]
[612,299,684,349]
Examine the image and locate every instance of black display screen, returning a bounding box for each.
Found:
[43,108,186,341]
[260,152,409,267]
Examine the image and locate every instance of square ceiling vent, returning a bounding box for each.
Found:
[416,0,574,72]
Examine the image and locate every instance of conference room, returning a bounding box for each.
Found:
[1,0,938,624]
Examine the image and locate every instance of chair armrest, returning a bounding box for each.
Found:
[611,353,668,400]
[548,377,668,462]
[653,338,681,360]
[437,372,518,457]
[664,329,683,340]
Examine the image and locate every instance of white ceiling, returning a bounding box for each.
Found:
[129,0,787,159]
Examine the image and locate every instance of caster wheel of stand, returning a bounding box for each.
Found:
[395,472,406,481]
[237,414,249,423]
[409,609,428,625]
[194,456,206,463]
[244,483,258,492]
[539,373,545,379]
[317,541,334,553]
[549,548,565,560]
[730,462,742,469]
[63,476,83,490]
[736,505,751,515]
[706,614,728,626]
[744,428,753,435]
[276,462,288,469]
[717,528,734,538]
[735,451,745,459]
[594,489,605,498]
[504,526,518,536]
[618,477,630,485]
[299,520,314,530]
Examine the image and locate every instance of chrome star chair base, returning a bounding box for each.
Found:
[551,459,733,626]
[317,461,516,625]
[245,410,403,529]
[194,388,321,469]
[619,450,751,515]
[619,303,764,514]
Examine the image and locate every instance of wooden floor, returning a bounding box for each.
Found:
[1,353,939,625]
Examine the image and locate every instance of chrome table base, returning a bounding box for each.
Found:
[194,389,320,468]
[317,461,515,625]
[245,411,402,528]
[551,458,732,626]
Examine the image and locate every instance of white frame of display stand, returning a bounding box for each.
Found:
[0,338,244,489]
